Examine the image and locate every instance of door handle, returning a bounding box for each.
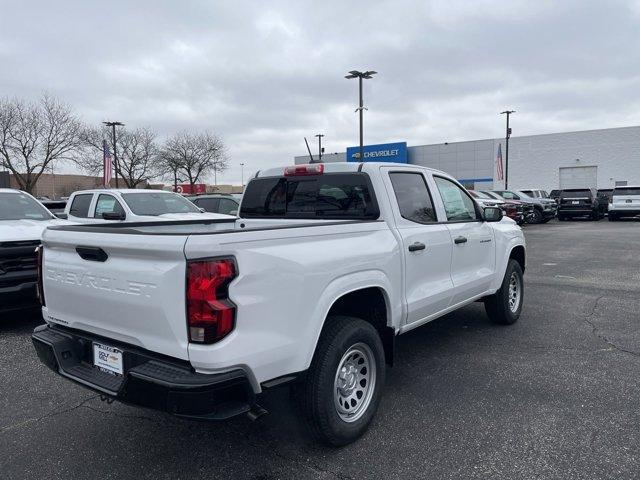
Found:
[454,236,468,245]
[408,242,426,252]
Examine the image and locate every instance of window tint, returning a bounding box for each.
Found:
[613,187,640,196]
[389,172,436,224]
[561,189,591,198]
[122,192,201,215]
[194,198,220,213]
[69,194,93,218]
[218,198,238,215]
[240,173,378,219]
[434,177,478,222]
[520,190,533,197]
[0,192,52,221]
[94,194,125,218]
[495,191,520,200]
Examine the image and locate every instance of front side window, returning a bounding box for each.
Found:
[94,194,125,218]
[0,192,53,221]
[69,194,93,218]
[389,172,436,224]
[122,192,201,216]
[434,177,478,222]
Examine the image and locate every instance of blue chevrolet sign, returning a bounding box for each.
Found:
[346,142,408,163]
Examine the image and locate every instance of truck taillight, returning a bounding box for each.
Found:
[284,164,324,176]
[186,258,237,344]
[36,245,45,307]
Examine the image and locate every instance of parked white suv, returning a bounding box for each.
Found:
[608,186,640,221]
[33,162,526,446]
[62,189,234,223]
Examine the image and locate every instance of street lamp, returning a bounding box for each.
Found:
[345,70,377,161]
[103,121,124,188]
[315,134,324,162]
[240,163,245,188]
[500,111,515,189]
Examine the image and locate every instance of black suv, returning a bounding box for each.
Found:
[557,188,605,220]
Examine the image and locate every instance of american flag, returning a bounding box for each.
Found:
[103,140,113,187]
[496,143,504,181]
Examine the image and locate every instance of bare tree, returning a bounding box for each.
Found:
[160,131,228,187]
[76,125,160,188]
[0,94,82,194]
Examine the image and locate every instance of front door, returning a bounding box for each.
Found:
[432,176,496,304]
[383,168,454,326]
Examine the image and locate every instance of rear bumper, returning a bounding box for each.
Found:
[609,207,640,215]
[32,324,255,420]
[558,207,594,216]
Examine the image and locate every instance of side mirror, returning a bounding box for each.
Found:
[102,211,125,221]
[55,213,68,219]
[484,206,503,222]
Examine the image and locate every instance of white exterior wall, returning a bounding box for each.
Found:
[501,126,640,191]
[293,126,640,192]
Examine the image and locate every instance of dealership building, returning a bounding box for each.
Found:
[295,125,640,192]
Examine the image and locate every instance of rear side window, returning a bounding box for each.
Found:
[69,194,92,218]
[613,188,640,196]
[218,198,238,215]
[561,190,591,198]
[240,173,379,219]
[389,172,436,224]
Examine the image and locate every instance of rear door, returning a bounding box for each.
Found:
[432,175,496,304]
[382,168,454,324]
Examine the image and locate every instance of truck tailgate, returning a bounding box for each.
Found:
[41,229,191,360]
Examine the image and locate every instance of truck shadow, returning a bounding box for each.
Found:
[0,308,44,334]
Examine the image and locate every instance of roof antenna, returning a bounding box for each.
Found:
[304,137,315,163]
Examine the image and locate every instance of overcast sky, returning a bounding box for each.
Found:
[1,0,639,184]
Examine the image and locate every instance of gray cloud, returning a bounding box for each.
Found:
[1,0,639,184]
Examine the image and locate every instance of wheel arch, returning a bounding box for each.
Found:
[305,273,398,370]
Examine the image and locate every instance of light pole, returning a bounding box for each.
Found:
[240,163,245,188]
[500,110,515,189]
[103,121,124,188]
[345,70,377,161]
[315,134,324,162]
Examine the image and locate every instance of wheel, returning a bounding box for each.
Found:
[590,211,600,221]
[540,217,551,223]
[295,316,386,446]
[527,208,543,224]
[484,259,524,325]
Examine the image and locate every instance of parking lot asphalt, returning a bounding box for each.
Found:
[1,219,639,480]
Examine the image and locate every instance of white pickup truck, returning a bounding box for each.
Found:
[32,162,526,446]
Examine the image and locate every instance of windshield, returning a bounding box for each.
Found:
[0,192,53,221]
[122,192,201,216]
[473,191,494,200]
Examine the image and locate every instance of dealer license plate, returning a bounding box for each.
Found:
[571,200,579,205]
[93,343,123,375]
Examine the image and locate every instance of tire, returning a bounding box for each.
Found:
[295,316,386,446]
[540,217,551,223]
[484,259,524,325]
[527,208,543,224]
[590,211,600,221]
[558,215,565,221]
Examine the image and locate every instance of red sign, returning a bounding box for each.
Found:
[174,184,206,194]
